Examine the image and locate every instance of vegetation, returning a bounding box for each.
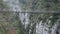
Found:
[0,0,60,34]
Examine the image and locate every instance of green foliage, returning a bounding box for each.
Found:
[49,14,59,27]
[31,0,58,10]
[0,11,13,34]
[0,0,9,11]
